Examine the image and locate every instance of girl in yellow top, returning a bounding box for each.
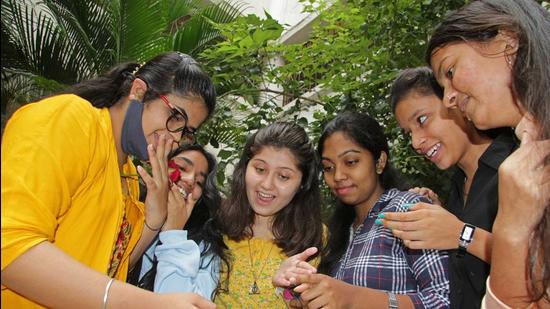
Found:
[215,122,324,308]
[1,52,216,308]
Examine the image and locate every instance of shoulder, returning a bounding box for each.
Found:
[382,188,429,212]
[8,94,101,131]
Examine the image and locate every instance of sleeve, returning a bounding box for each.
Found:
[153,230,220,300]
[401,194,451,309]
[1,96,98,270]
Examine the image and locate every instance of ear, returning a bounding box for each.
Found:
[129,78,148,101]
[496,30,519,58]
[376,151,388,174]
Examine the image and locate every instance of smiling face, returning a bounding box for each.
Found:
[142,93,209,149]
[245,146,303,220]
[395,92,475,170]
[168,149,209,201]
[321,132,384,208]
[430,39,522,130]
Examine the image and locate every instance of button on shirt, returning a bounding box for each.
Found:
[333,189,450,309]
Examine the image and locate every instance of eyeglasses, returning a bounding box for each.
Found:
[159,94,197,146]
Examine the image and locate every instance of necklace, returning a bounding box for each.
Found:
[247,238,274,295]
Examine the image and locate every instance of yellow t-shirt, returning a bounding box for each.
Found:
[216,237,288,308]
[1,94,145,308]
[215,237,322,309]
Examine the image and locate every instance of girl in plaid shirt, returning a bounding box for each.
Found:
[274,112,450,308]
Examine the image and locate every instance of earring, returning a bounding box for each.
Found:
[376,168,383,175]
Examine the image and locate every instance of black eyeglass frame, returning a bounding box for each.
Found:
[159,94,197,146]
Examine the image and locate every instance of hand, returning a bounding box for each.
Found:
[158,292,215,309]
[273,247,318,288]
[408,187,442,205]
[378,202,463,250]
[137,134,173,229]
[162,186,196,231]
[494,134,550,240]
[294,273,353,309]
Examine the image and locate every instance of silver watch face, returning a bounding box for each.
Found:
[461,225,474,241]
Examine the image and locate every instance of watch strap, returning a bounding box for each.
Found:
[387,291,398,309]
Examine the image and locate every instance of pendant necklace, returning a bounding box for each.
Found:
[247,238,274,295]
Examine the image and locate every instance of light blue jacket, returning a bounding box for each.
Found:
[139,230,220,299]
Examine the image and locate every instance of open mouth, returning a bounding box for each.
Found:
[257,191,275,203]
[425,143,441,159]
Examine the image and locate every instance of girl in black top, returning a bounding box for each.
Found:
[380,67,515,308]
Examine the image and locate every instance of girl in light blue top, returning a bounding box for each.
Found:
[132,144,229,300]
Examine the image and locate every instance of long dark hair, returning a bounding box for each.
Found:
[134,144,229,299]
[427,0,550,301]
[218,122,324,257]
[317,111,403,275]
[65,51,216,116]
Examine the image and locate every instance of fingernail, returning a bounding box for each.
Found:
[375,219,383,225]
[377,213,385,219]
[402,203,414,209]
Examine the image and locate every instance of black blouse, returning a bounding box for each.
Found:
[446,131,517,309]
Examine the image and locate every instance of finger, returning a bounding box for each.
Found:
[293,283,311,294]
[295,247,319,261]
[377,208,423,222]
[391,229,424,242]
[296,261,317,273]
[156,134,168,180]
[403,239,431,250]
[137,165,155,189]
[147,144,161,181]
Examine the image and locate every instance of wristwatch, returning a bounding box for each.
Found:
[457,223,476,258]
[387,292,398,309]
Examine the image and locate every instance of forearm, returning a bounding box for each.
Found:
[2,241,159,308]
[490,221,532,307]
[466,227,492,263]
[130,225,160,267]
[348,286,415,309]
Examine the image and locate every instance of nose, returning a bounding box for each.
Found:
[260,173,275,190]
[442,86,458,110]
[333,165,347,182]
[411,132,426,152]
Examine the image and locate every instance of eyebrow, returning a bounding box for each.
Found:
[251,158,298,172]
[321,149,361,162]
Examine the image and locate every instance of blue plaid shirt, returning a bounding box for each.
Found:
[333,189,450,308]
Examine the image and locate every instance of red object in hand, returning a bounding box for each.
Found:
[168,160,181,183]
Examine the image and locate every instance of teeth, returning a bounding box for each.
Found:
[258,192,274,199]
[178,186,188,198]
[426,143,441,158]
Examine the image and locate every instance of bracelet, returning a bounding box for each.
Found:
[144,219,163,231]
[102,278,115,309]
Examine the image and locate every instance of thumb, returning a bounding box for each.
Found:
[520,129,534,146]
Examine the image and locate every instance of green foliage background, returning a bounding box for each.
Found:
[5,0,504,212]
[196,0,468,207]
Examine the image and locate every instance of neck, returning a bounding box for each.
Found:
[251,214,274,240]
[109,98,131,172]
[456,132,493,182]
[354,183,385,227]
